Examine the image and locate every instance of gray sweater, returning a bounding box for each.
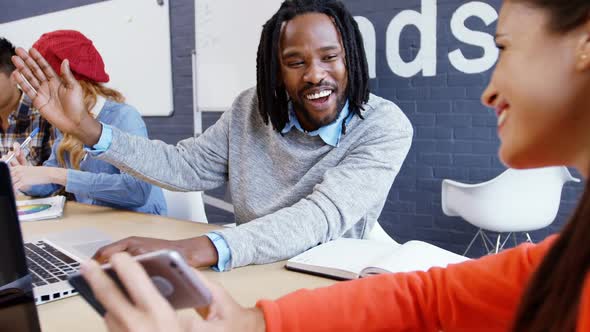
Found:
[97,87,413,269]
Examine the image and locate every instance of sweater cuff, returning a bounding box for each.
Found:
[256,300,282,332]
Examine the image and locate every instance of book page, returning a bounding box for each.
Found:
[361,240,469,277]
[286,238,400,279]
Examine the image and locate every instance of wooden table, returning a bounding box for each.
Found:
[21,202,336,331]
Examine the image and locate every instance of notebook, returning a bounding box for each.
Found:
[286,238,470,280]
[16,196,66,222]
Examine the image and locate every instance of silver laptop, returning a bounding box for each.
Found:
[0,161,112,306]
[25,228,111,305]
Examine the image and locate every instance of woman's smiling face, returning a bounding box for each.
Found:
[481,1,590,175]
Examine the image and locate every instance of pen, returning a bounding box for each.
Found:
[4,128,40,164]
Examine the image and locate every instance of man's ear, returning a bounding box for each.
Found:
[575,20,590,71]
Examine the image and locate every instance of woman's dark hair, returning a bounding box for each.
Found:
[256,0,370,132]
[511,3,590,332]
[520,0,590,32]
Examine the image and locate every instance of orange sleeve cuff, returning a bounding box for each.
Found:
[257,299,283,332]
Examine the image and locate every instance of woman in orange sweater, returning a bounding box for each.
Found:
[21,0,590,331]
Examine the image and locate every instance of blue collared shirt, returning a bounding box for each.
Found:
[281,100,351,147]
[88,100,352,272]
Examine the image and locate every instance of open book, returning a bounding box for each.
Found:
[16,196,66,222]
[286,238,469,280]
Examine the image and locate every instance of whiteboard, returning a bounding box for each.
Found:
[195,0,283,112]
[0,0,173,116]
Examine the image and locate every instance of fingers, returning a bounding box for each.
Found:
[178,314,204,331]
[16,149,27,166]
[29,47,58,81]
[83,256,182,332]
[60,59,79,88]
[128,246,149,256]
[15,47,45,87]
[5,146,20,168]
[104,313,126,332]
[93,237,167,263]
[93,239,132,263]
[80,259,137,317]
[109,253,170,312]
[11,70,38,101]
[9,165,23,185]
[9,165,32,193]
[192,270,218,294]
[192,270,224,320]
[11,59,41,94]
[195,306,210,320]
[11,143,27,166]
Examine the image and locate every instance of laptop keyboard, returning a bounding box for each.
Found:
[25,241,81,287]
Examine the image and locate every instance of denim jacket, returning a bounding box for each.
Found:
[25,99,167,215]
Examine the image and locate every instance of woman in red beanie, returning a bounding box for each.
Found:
[8,30,167,216]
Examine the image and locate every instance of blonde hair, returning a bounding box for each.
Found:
[56,81,125,169]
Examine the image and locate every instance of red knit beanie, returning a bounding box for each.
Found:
[33,30,109,83]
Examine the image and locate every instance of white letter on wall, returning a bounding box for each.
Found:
[386,0,437,77]
[449,2,499,74]
[354,16,376,79]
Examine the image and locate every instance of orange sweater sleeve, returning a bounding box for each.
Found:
[257,235,557,332]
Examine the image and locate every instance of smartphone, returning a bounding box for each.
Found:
[68,250,212,316]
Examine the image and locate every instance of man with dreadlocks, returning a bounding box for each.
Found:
[12,0,412,271]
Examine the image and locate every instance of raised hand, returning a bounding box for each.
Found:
[11,47,102,146]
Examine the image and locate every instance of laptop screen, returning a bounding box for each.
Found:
[0,162,41,331]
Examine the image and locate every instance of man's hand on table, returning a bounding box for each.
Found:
[92,236,219,268]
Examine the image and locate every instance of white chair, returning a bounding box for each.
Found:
[441,166,579,255]
[162,189,208,223]
[366,221,399,245]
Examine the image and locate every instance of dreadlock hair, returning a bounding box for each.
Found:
[256,0,370,132]
[0,37,16,75]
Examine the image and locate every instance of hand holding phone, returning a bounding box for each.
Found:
[68,250,211,316]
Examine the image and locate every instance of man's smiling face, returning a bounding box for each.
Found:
[279,12,348,131]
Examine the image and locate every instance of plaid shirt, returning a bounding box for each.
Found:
[0,93,54,166]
